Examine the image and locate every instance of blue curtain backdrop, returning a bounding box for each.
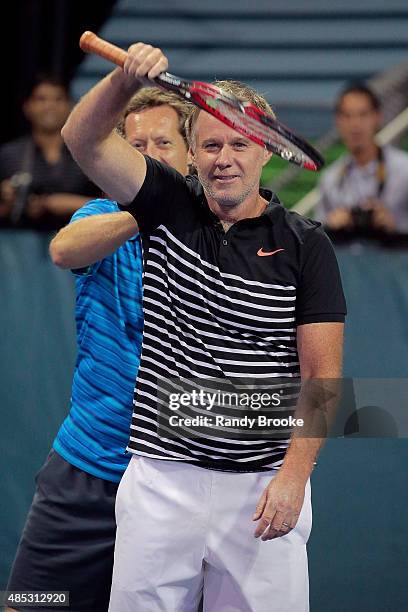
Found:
[0,232,407,611]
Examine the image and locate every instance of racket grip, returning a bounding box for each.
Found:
[79,32,183,91]
[79,31,128,68]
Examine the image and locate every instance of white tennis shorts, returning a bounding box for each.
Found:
[109,456,312,611]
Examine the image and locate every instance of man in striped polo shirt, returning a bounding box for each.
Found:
[62,44,346,611]
[5,89,191,612]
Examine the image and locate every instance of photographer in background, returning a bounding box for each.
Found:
[315,83,408,236]
[0,75,97,230]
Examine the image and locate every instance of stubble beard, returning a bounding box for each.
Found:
[197,170,260,211]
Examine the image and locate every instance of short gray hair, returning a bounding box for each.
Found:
[185,80,275,149]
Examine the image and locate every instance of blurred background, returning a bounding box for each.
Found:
[1,1,408,610]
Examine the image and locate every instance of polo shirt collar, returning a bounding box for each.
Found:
[200,187,282,225]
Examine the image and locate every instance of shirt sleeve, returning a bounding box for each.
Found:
[296,227,347,325]
[69,198,119,223]
[119,156,197,234]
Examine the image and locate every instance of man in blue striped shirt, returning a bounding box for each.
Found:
[5,89,191,612]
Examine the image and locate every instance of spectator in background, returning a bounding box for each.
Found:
[0,75,97,230]
[315,83,408,235]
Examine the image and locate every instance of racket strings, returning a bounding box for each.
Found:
[220,102,308,163]
[194,91,309,167]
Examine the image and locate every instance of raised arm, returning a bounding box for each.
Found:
[61,44,169,205]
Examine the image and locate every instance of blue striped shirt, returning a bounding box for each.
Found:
[53,199,144,482]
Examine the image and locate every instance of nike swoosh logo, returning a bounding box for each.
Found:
[257,248,285,257]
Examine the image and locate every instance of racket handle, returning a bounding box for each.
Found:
[79,31,185,93]
[80,31,127,68]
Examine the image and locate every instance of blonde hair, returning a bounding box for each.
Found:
[185,80,275,149]
[116,88,193,144]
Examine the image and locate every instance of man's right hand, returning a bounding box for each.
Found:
[123,43,168,81]
[325,207,353,230]
[61,41,170,207]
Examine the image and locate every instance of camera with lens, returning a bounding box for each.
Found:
[350,206,374,232]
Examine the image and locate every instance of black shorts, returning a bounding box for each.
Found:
[6,450,119,611]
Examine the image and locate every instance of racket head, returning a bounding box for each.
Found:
[176,80,324,171]
[79,32,323,171]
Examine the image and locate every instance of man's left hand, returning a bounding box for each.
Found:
[253,470,306,541]
[363,198,396,232]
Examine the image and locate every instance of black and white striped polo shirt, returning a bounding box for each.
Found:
[123,157,346,472]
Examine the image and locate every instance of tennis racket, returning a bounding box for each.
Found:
[80,31,324,171]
